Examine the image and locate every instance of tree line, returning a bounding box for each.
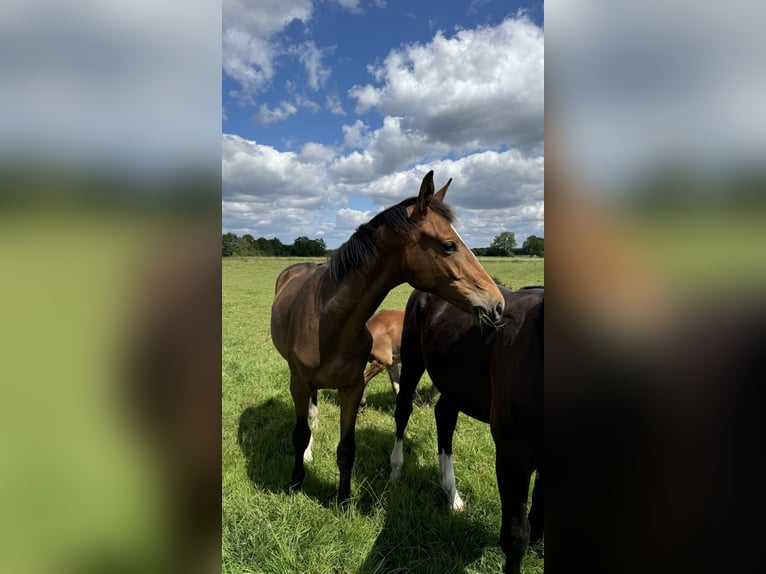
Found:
[222,230,542,258]
[222,233,327,257]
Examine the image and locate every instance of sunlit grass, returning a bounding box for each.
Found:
[223,256,544,573]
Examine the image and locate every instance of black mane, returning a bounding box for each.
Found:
[328,196,454,282]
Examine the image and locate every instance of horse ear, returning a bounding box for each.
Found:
[434,178,451,201]
[415,170,435,217]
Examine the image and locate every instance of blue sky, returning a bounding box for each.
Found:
[222,0,544,249]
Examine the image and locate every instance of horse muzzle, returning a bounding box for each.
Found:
[472,300,504,328]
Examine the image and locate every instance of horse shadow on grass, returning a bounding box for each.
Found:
[238,394,403,511]
[353,449,496,574]
[238,397,338,507]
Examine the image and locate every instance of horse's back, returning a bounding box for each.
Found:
[270,262,321,360]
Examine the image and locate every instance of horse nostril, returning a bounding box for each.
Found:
[495,301,503,321]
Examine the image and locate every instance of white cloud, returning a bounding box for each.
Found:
[289,41,332,91]
[255,101,298,124]
[223,133,334,202]
[332,116,450,182]
[222,0,312,101]
[342,120,370,148]
[325,94,346,115]
[338,149,544,247]
[336,208,372,229]
[299,142,337,163]
[349,15,544,151]
[333,0,361,11]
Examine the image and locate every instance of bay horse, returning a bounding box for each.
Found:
[360,309,405,409]
[390,284,543,574]
[270,171,504,508]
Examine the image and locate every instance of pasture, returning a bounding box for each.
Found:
[223,256,544,574]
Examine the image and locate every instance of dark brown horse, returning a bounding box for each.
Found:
[390,284,543,574]
[270,171,505,507]
[359,309,405,409]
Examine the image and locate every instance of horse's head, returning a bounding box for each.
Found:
[401,171,504,326]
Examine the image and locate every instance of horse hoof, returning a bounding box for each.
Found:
[390,465,402,481]
[450,493,465,512]
[288,480,303,494]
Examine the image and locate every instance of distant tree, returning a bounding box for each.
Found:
[235,234,259,256]
[268,237,289,256]
[521,235,544,257]
[489,232,517,256]
[222,232,238,257]
[291,236,327,257]
[256,237,273,256]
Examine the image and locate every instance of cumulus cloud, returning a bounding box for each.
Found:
[349,15,544,151]
[222,133,334,202]
[332,116,450,182]
[223,0,312,102]
[335,149,544,247]
[289,41,332,91]
[299,142,337,163]
[255,101,298,124]
[325,94,346,115]
[349,149,543,208]
[336,208,372,229]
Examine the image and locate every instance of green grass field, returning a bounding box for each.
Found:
[223,256,544,574]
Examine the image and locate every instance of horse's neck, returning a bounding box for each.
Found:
[324,258,402,330]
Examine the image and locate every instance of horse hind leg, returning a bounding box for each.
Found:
[304,390,318,462]
[289,380,314,491]
[494,442,534,574]
[435,395,464,511]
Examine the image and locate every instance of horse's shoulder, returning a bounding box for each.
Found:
[274,262,322,295]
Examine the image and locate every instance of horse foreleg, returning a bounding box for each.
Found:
[435,396,464,511]
[494,444,534,574]
[337,383,364,509]
[390,339,424,480]
[390,375,418,480]
[289,380,313,491]
[528,469,544,547]
[386,361,400,395]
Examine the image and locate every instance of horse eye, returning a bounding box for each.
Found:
[442,241,457,253]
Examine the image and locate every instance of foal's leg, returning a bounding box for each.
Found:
[494,444,534,574]
[337,382,364,509]
[289,379,313,491]
[386,361,400,395]
[435,395,464,511]
[361,361,386,412]
[390,347,425,480]
[528,469,544,546]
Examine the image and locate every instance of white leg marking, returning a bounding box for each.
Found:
[303,432,314,463]
[308,400,318,429]
[439,451,465,511]
[390,439,404,480]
